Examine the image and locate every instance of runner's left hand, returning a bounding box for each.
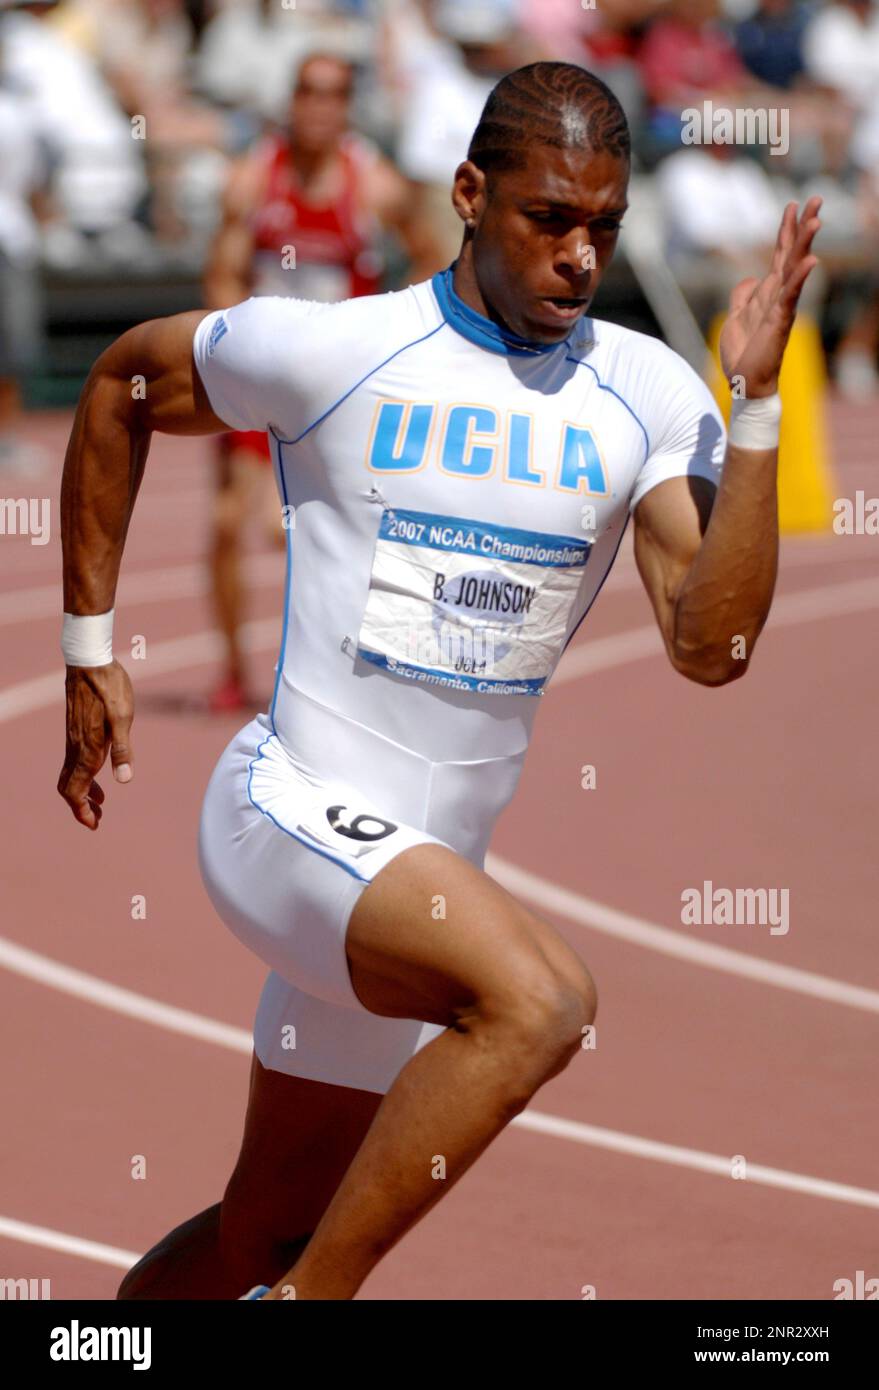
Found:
[719,197,822,399]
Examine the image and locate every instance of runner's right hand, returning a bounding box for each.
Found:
[57,660,135,831]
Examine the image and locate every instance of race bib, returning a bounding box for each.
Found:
[248,739,434,872]
[296,782,402,860]
[356,508,591,696]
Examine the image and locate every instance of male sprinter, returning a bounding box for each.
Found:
[57,63,821,1300]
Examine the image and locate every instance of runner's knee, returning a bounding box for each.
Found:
[471,957,596,1069]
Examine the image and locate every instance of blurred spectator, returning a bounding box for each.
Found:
[53,0,248,244]
[395,0,534,263]
[803,0,879,393]
[732,2,855,177]
[1,0,147,265]
[515,0,596,55]
[802,0,879,172]
[735,0,810,88]
[657,142,783,331]
[638,0,749,110]
[515,0,660,61]
[637,0,763,162]
[0,15,48,473]
[202,50,445,710]
[195,0,373,126]
[803,0,879,109]
[659,143,782,267]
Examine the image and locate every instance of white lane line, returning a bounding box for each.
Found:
[0,1216,140,1270]
[763,573,879,625]
[486,857,879,1014]
[515,1113,879,1210]
[0,936,252,1054]
[2,937,878,1221]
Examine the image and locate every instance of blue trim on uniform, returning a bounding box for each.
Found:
[564,355,651,464]
[269,323,447,448]
[268,435,293,731]
[431,265,574,359]
[245,732,372,883]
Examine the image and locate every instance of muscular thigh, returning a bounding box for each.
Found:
[345,842,596,1026]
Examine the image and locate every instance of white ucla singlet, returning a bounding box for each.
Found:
[193,267,726,866]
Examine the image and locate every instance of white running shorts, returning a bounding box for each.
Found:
[198,711,447,1094]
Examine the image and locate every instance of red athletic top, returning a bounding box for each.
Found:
[249,131,384,302]
[224,132,385,457]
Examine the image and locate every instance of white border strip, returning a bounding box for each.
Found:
[516,1113,879,1210]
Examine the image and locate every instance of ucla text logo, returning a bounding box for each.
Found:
[366,400,609,495]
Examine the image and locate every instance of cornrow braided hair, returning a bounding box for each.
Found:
[467,62,630,177]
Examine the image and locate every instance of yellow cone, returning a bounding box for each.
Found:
[706,313,836,533]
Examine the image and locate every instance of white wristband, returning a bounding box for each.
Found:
[62,610,114,667]
[729,393,782,451]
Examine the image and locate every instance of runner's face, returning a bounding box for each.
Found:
[467,145,629,345]
[291,60,353,153]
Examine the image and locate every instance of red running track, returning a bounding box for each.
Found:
[0,400,877,1299]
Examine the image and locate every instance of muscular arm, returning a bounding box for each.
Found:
[61,311,225,615]
[634,197,822,688]
[633,449,777,687]
[58,311,228,828]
